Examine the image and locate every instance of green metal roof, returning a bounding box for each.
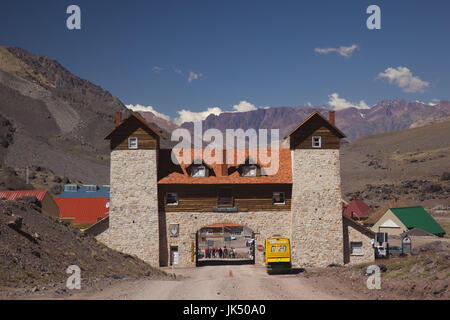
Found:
[391,206,446,235]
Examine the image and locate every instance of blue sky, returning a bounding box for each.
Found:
[1,0,449,123]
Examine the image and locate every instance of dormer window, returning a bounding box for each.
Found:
[312,136,322,148]
[128,137,138,149]
[190,165,206,177]
[241,165,257,177]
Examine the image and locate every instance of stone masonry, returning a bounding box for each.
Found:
[290,149,344,267]
[162,211,291,267]
[96,150,160,266]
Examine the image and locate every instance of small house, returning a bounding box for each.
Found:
[343,197,374,220]
[0,190,59,218]
[54,197,110,230]
[57,184,110,199]
[370,206,445,237]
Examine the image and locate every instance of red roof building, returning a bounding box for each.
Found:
[0,190,59,218]
[54,197,110,226]
[343,197,374,220]
[0,190,48,201]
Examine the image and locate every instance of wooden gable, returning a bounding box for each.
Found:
[105,113,162,151]
[286,112,345,150]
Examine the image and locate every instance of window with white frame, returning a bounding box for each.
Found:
[312,136,322,148]
[190,165,206,177]
[350,242,363,255]
[166,193,178,205]
[273,192,286,205]
[128,137,138,149]
[241,165,257,177]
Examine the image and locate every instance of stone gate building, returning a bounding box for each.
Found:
[96,110,374,267]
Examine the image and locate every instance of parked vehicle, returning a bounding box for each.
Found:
[265,237,291,274]
[389,246,403,257]
[375,245,387,258]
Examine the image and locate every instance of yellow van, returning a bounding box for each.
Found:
[265,237,291,273]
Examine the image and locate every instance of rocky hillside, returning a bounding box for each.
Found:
[341,120,450,209]
[0,198,168,297]
[0,46,128,185]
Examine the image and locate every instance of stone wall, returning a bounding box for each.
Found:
[161,211,291,267]
[96,150,159,266]
[290,149,344,267]
[343,219,375,265]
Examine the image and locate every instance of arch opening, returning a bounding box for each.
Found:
[195,222,255,267]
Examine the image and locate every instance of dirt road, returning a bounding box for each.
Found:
[72,265,358,300]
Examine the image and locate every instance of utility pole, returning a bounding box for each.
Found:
[26,149,30,185]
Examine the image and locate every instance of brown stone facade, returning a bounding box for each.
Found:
[96,150,160,266]
[97,111,376,268]
[343,216,375,264]
[290,149,344,267]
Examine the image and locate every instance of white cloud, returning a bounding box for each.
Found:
[305,102,313,107]
[328,93,370,111]
[188,71,203,83]
[232,101,258,112]
[152,66,163,73]
[173,101,270,125]
[377,67,429,93]
[174,107,223,125]
[125,104,171,122]
[428,99,440,106]
[173,68,183,75]
[314,44,359,58]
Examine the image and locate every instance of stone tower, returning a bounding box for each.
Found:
[286,111,346,267]
[97,112,164,266]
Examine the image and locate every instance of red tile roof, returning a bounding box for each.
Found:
[158,148,292,184]
[0,190,48,201]
[343,198,374,219]
[54,197,110,224]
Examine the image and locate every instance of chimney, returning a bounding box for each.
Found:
[329,110,335,126]
[115,112,122,127]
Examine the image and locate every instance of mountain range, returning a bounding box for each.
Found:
[1,46,450,187]
[170,100,450,142]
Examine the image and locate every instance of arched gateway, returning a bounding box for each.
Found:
[96,110,373,268]
[195,223,255,266]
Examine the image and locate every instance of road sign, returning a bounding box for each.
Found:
[257,245,264,252]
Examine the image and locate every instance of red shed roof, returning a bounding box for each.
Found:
[54,197,110,224]
[0,190,48,201]
[343,198,374,219]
